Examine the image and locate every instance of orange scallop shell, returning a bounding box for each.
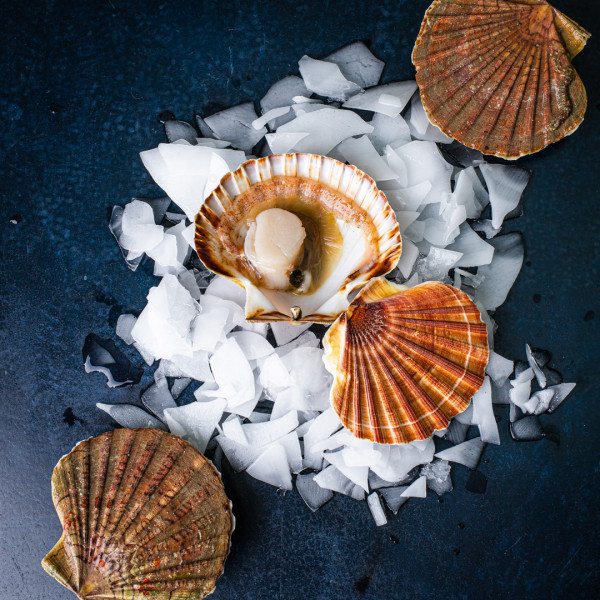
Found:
[412,0,590,159]
[42,428,233,600]
[323,279,489,444]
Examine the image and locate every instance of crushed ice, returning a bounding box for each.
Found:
[90,42,577,527]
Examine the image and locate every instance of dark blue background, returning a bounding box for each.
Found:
[0,1,598,599]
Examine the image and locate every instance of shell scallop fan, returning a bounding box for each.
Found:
[194,153,402,323]
[323,278,489,444]
[42,428,233,600]
[412,0,590,159]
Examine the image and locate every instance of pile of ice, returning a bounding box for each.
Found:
[95,42,576,525]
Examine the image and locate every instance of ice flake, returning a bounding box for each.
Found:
[230,330,274,360]
[96,403,166,430]
[446,223,494,267]
[258,353,291,394]
[509,371,533,410]
[131,274,198,361]
[275,107,372,155]
[277,431,304,473]
[83,333,143,388]
[204,102,266,153]
[252,106,291,130]
[401,475,427,498]
[216,434,261,471]
[242,411,299,448]
[298,55,363,101]
[302,408,343,470]
[281,347,332,411]
[370,439,434,483]
[314,465,365,500]
[451,169,482,219]
[395,237,419,280]
[271,321,312,346]
[210,338,254,407]
[472,377,500,444]
[479,164,530,229]
[510,415,544,442]
[265,131,310,154]
[526,344,547,388]
[337,135,398,181]
[367,492,388,526]
[222,415,248,444]
[274,331,319,358]
[140,143,244,219]
[170,377,191,399]
[486,351,514,386]
[119,200,164,254]
[417,247,462,282]
[523,389,554,415]
[547,383,576,413]
[164,120,197,144]
[246,444,292,490]
[368,113,411,153]
[324,41,384,88]
[191,308,231,353]
[163,398,226,453]
[141,379,177,420]
[324,450,369,492]
[421,460,453,495]
[116,314,137,345]
[379,486,410,514]
[343,81,418,117]
[296,472,334,511]
[261,76,310,113]
[434,437,485,470]
[474,232,524,311]
[444,419,469,445]
[408,94,453,143]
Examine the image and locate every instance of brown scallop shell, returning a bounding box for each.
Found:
[412,0,590,159]
[323,279,489,444]
[42,428,233,600]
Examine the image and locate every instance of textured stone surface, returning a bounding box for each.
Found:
[0,1,598,599]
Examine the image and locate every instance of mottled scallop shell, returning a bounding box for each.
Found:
[412,0,590,159]
[323,278,489,444]
[42,428,233,600]
[195,153,402,323]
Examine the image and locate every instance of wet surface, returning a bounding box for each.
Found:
[0,1,599,599]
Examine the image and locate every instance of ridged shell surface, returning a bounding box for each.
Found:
[323,279,489,444]
[42,428,233,600]
[195,153,402,323]
[412,0,590,159]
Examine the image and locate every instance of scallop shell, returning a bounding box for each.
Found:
[42,428,233,600]
[194,153,402,323]
[323,278,489,444]
[412,0,590,159]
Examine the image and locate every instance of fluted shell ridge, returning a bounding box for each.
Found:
[412,0,590,159]
[42,428,233,600]
[195,153,402,323]
[323,279,489,444]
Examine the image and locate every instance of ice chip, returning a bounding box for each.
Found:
[275,107,372,155]
[97,403,166,430]
[369,113,411,154]
[271,321,312,346]
[421,460,453,496]
[486,351,514,386]
[205,275,246,306]
[401,475,427,498]
[164,120,198,144]
[163,398,226,453]
[116,314,137,346]
[298,55,363,101]
[367,492,388,526]
[191,307,231,352]
[204,102,266,153]
[479,164,530,229]
[296,472,334,512]
[230,330,274,360]
[435,437,485,470]
[314,465,365,501]
[324,41,385,88]
[343,81,418,117]
[526,344,547,389]
[141,378,177,420]
[261,76,310,113]
[472,377,500,444]
[446,223,494,267]
[510,415,545,442]
[547,383,576,413]
[379,486,410,514]
[337,135,398,181]
[210,338,255,407]
[242,411,299,448]
[246,444,293,490]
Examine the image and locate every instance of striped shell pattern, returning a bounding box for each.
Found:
[412,0,590,159]
[42,428,233,600]
[323,278,489,444]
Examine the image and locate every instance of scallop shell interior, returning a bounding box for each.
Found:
[412,0,590,159]
[323,278,489,444]
[42,428,233,600]
[194,153,402,323]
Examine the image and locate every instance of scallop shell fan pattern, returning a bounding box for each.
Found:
[323,279,489,444]
[412,0,590,159]
[42,428,233,600]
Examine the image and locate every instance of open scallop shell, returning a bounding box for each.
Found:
[323,278,489,444]
[412,0,590,159]
[194,153,402,323]
[42,428,233,600]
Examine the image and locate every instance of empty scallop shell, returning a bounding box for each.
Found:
[412,0,590,159]
[194,153,402,323]
[42,428,233,600]
[323,278,489,444]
